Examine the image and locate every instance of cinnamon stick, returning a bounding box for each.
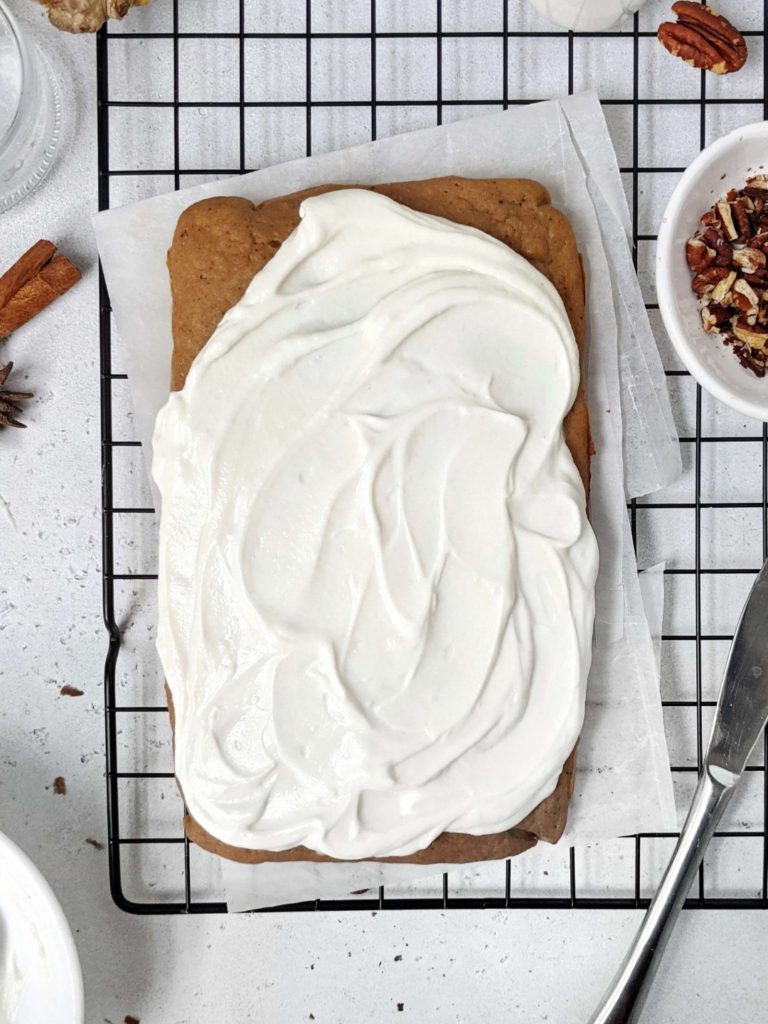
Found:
[0,239,56,310]
[0,256,82,340]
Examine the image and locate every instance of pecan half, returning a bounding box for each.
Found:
[658,3,747,75]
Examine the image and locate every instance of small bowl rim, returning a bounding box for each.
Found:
[0,829,84,1023]
[656,119,768,422]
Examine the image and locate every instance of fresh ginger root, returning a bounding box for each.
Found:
[36,0,152,33]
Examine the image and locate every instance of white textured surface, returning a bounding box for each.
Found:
[2,2,768,1022]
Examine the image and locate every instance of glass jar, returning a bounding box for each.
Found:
[0,0,61,213]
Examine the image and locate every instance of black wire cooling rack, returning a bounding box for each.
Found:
[98,0,768,914]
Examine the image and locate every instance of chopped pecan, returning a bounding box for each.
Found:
[732,278,760,315]
[701,226,733,264]
[658,3,748,75]
[710,269,737,304]
[685,174,768,376]
[692,265,729,296]
[717,200,739,240]
[732,247,767,274]
[733,341,768,377]
[686,237,716,272]
[746,174,768,193]
[705,302,731,324]
[701,304,730,333]
[732,196,754,240]
[747,232,768,253]
[701,307,718,333]
[732,318,768,350]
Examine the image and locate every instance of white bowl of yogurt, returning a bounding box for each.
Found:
[0,831,83,1024]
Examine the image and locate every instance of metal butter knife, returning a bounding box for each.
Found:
[588,557,768,1024]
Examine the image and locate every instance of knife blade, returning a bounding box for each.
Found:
[707,557,768,785]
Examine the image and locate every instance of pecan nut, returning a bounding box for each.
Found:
[732,319,768,351]
[685,237,716,272]
[748,232,768,254]
[716,199,739,240]
[685,176,768,377]
[691,266,727,295]
[658,2,747,75]
[732,278,760,317]
[691,265,730,297]
[710,269,737,305]
[701,226,733,264]
[733,247,767,274]
[732,196,755,240]
[701,303,730,333]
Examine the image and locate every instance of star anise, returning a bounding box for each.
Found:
[0,362,33,429]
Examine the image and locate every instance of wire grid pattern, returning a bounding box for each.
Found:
[98,0,768,914]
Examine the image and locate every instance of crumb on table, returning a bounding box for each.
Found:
[60,684,84,697]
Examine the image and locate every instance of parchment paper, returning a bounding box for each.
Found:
[93,91,680,911]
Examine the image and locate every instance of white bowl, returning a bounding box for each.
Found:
[656,120,768,422]
[0,831,84,1024]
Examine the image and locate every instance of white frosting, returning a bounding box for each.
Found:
[153,189,598,860]
[528,0,647,31]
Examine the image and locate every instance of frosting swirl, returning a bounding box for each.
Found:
[153,189,598,859]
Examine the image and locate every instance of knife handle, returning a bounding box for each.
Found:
[587,768,734,1024]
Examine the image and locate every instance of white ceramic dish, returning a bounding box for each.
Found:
[529,0,647,32]
[656,120,768,422]
[0,831,83,1024]
[0,0,61,213]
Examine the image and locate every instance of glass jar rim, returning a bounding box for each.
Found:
[0,0,27,154]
